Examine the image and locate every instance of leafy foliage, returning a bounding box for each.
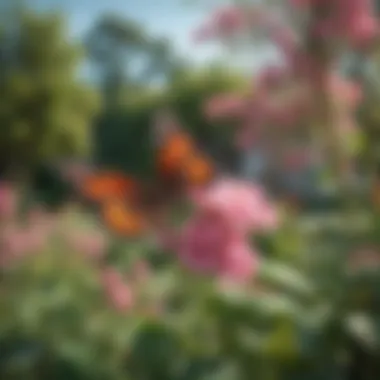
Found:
[0,10,100,172]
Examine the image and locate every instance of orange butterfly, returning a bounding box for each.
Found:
[81,172,139,202]
[81,113,215,237]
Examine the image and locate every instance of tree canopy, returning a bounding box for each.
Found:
[0,10,100,175]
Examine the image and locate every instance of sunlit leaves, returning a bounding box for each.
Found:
[0,10,100,168]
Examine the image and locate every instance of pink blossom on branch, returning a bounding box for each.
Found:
[193,5,247,42]
[177,212,259,283]
[327,74,363,109]
[257,66,291,89]
[204,93,247,120]
[345,11,379,47]
[194,4,283,43]
[290,0,379,47]
[190,179,279,235]
[212,6,247,36]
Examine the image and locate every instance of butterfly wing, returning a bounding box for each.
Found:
[81,171,139,202]
[181,154,214,186]
[153,110,214,188]
[101,198,146,237]
[80,171,147,236]
[156,132,195,181]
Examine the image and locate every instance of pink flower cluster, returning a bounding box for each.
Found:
[194,6,247,42]
[205,67,363,153]
[204,93,247,121]
[0,183,54,268]
[101,267,134,312]
[194,5,282,44]
[197,1,378,48]
[168,179,279,284]
[64,229,107,260]
[0,219,50,268]
[291,0,379,47]
[199,0,370,177]
[101,260,153,313]
[191,0,375,276]
[0,182,17,221]
[205,67,313,149]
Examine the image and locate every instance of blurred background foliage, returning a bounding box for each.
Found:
[0,9,100,177]
[0,3,246,193]
[93,66,246,178]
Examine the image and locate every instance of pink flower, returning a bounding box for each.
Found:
[178,213,258,282]
[328,75,363,108]
[0,227,28,267]
[346,12,378,47]
[27,207,57,236]
[258,66,289,89]
[178,213,233,273]
[0,183,17,221]
[204,94,246,120]
[101,268,134,312]
[220,241,260,282]
[211,6,247,36]
[271,26,298,57]
[130,259,150,283]
[0,225,46,267]
[23,226,49,253]
[195,5,260,42]
[190,179,279,235]
[193,24,215,42]
[66,231,107,260]
[290,0,378,47]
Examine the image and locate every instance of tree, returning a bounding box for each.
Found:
[85,14,185,109]
[0,9,100,178]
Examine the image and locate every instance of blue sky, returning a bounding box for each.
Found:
[29,0,223,64]
[27,0,280,76]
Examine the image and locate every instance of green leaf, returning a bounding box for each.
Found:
[344,313,380,350]
[212,289,305,323]
[263,320,300,361]
[258,260,315,299]
[128,321,185,378]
